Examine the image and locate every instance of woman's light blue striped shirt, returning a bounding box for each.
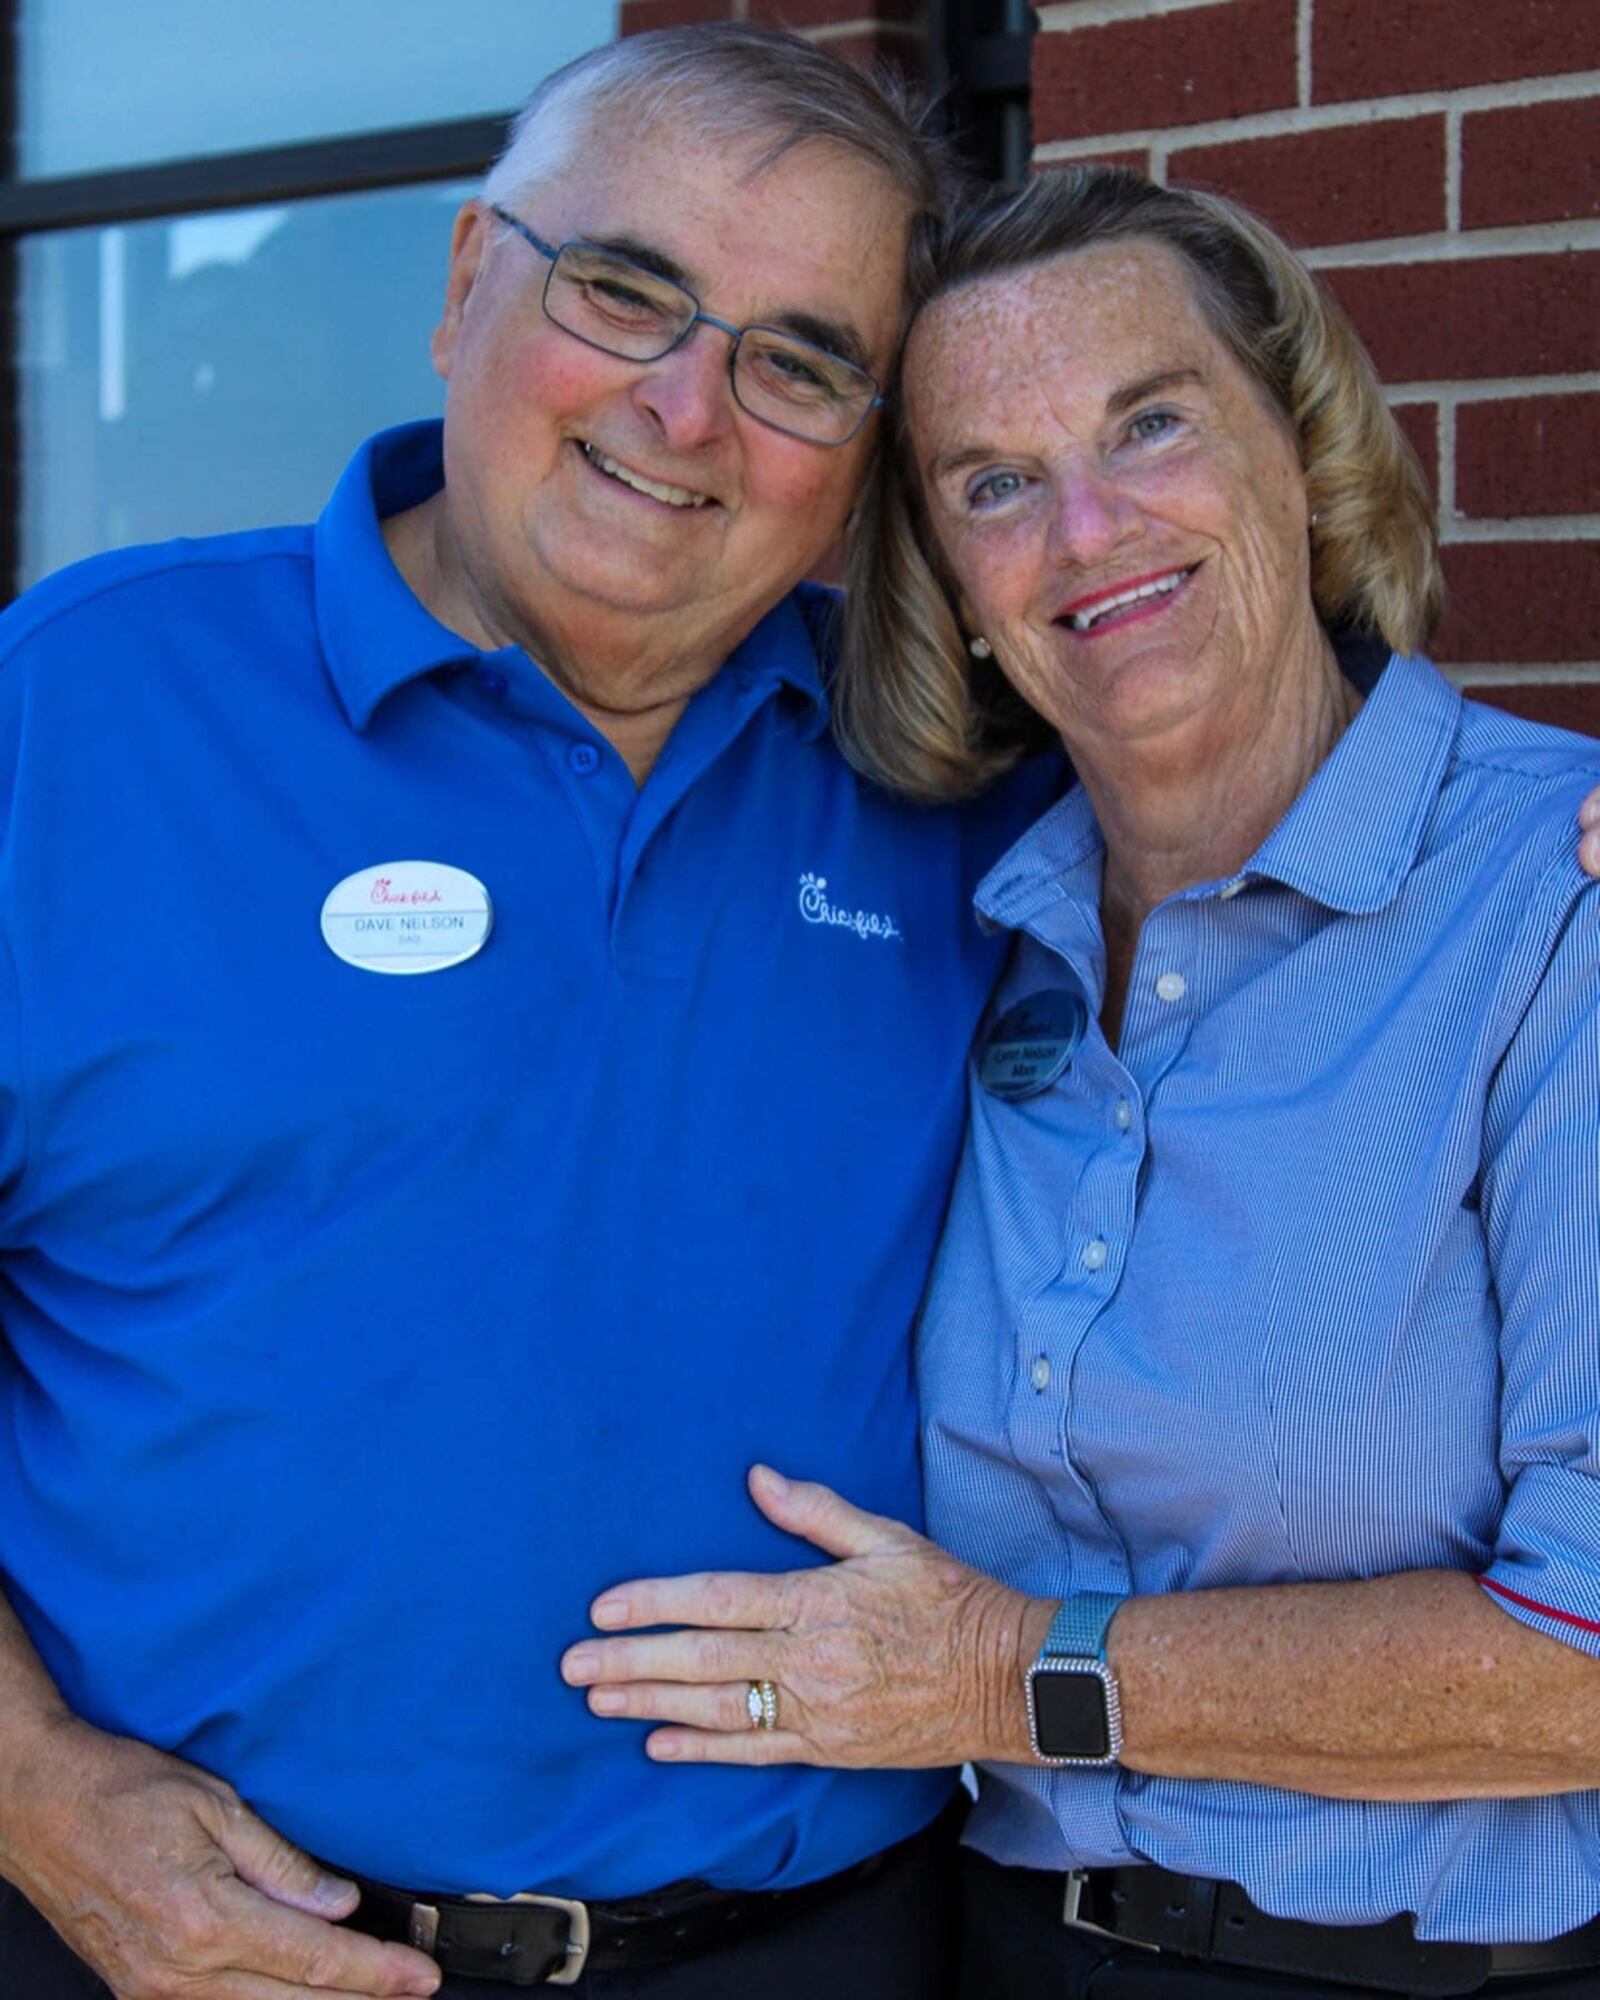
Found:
[919,653,1600,1942]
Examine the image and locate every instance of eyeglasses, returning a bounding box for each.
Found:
[488,204,883,448]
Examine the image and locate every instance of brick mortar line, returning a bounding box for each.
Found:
[805,16,923,38]
[1440,398,1458,522]
[1032,70,1600,160]
[1296,0,1312,109]
[1038,0,1251,25]
[1386,373,1600,402]
[1444,105,1462,234]
[1302,220,1600,267]
[1450,663,1600,686]
[1441,518,1600,544]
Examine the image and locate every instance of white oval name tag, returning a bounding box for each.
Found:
[320,861,492,976]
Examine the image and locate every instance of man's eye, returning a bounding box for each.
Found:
[967,469,1024,508]
[587,279,667,318]
[767,349,829,390]
[743,340,853,406]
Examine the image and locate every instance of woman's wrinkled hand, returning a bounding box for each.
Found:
[560,1466,1049,1769]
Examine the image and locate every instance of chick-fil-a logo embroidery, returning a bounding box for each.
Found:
[371,876,443,907]
[797,872,903,942]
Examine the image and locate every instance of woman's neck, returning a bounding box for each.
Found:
[1084,630,1361,1040]
[1094,637,1357,921]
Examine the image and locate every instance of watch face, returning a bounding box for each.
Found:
[1033,1667,1112,1760]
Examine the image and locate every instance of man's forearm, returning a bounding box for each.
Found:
[0,1579,76,1827]
[1109,1567,1600,1798]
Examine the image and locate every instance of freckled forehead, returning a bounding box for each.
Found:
[905,239,1215,436]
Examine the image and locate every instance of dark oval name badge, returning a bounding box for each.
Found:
[978,988,1088,1101]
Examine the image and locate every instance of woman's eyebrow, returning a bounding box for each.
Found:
[1106,367,1206,417]
[926,442,1003,482]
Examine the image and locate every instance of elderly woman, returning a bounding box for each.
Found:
[561,169,1600,1997]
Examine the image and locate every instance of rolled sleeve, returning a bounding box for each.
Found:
[1479,869,1600,1655]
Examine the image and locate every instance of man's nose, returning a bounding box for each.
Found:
[1047,464,1141,567]
[632,320,737,451]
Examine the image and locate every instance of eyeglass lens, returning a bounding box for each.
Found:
[546,242,874,444]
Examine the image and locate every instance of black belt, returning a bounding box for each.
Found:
[336,1801,955,1989]
[1060,1864,1600,1997]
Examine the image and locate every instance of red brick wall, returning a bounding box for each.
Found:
[619,0,923,73]
[1033,0,1600,734]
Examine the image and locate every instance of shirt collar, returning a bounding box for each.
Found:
[314,420,833,738]
[1242,652,1459,914]
[723,582,834,740]
[315,421,481,732]
[975,650,1461,933]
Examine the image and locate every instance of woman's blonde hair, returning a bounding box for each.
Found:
[835,166,1443,801]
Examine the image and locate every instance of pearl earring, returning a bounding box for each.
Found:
[969,635,993,660]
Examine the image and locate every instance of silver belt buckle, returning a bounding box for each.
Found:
[407,1891,591,1986]
[1061,1871,1159,1953]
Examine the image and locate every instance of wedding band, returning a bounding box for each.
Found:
[746,1678,779,1731]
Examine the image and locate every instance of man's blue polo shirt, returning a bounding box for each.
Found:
[0,422,1047,1897]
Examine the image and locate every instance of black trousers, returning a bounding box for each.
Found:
[0,1816,958,2000]
[957,1850,1600,2000]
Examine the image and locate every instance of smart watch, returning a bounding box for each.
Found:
[1024,1593,1125,1765]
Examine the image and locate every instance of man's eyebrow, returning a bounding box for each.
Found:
[575,236,873,371]
[1107,367,1207,416]
[766,312,873,373]
[583,234,695,287]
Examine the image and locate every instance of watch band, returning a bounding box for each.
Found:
[1025,1590,1126,1766]
[1041,1592,1123,1662]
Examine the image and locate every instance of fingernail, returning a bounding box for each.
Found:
[590,1688,625,1714]
[593,1598,629,1628]
[755,1465,790,1498]
[1581,798,1600,829]
[563,1648,598,1683]
[649,1735,682,1759]
[1582,831,1600,874]
[314,1875,357,1912]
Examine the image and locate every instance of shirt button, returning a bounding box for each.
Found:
[1219,878,1245,901]
[1081,1238,1109,1271]
[1155,971,1187,1003]
[568,741,601,776]
[1114,1098,1133,1132]
[1030,1357,1051,1392]
[478,668,508,695]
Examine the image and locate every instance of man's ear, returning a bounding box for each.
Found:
[431,201,493,382]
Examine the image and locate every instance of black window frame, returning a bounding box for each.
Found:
[0,0,511,598]
[0,3,1030,597]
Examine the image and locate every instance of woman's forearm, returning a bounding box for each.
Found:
[1107,1567,1600,1798]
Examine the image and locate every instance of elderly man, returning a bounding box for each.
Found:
[0,26,1043,2000]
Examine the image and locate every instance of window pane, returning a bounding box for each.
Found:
[18,183,475,587]
[19,0,617,177]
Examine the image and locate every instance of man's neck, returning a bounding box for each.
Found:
[382,494,719,786]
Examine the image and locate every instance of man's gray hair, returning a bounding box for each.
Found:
[483,23,956,220]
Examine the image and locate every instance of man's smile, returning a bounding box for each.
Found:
[578,439,715,510]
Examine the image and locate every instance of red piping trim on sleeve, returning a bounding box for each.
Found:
[1477,1575,1600,1637]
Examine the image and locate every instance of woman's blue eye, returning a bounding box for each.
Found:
[1127,408,1177,443]
[968,469,1024,508]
